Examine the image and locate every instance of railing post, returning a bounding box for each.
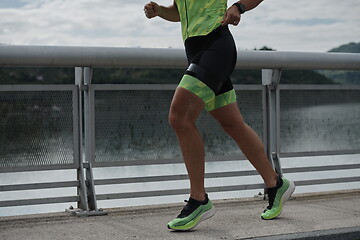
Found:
[83,67,101,213]
[262,69,283,176]
[73,67,90,212]
[68,67,106,217]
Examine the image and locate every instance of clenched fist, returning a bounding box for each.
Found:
[144,1,160,19]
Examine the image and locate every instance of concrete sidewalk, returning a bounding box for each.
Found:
[0,190,359,240]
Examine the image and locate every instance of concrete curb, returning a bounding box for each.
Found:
[242,226,360,240]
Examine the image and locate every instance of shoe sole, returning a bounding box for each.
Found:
[169,207,216,231]
[193,206,216,230]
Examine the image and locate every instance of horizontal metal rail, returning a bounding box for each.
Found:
[0,164,78,174]
[94,164,360,186]
[94,170,257,186]
[96,176,359,201]
[279,84,360,91]
[96,183,266,201]
[294,177,360,187]
[0,181,79,192]
[0,84,76,91]
[281,150,360,158]
[1,45,360,70]
[92,156,248,168]
[283,164,360,174]
[0,196,79,208]
[91,84,264,91]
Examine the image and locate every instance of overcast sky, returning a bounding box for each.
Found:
[0,0,359,52]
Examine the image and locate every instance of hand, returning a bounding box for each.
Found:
[221,5,241,26]
[144,1,160,19]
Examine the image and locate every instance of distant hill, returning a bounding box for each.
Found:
[329,42,360,53]
[318,42,360,85]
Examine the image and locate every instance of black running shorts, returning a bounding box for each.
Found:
[178,25,237,111]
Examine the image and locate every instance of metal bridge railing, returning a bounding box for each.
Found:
[0,45,359,216]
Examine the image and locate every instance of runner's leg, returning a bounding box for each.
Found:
[209,102,278,188]
[169,87,206,201]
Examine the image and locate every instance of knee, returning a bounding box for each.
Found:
[168,109,193,133]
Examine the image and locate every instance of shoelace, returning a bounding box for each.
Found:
[178,200,190,217]
[177,198,202,218]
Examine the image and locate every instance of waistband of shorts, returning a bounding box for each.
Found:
[185,25,231,48]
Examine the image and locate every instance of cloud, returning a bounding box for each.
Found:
[271,18,342,26]
[0,0,359,52]
[230,0,360,52]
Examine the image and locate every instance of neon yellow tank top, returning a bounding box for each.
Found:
[175,0,227,41]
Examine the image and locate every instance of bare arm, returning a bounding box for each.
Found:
[222,0,263,26]
[237,0,264,12]
[144,1,180,22]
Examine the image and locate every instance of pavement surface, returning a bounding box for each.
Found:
[0,190,359,240]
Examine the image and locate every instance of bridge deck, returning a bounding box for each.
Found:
[0,190,359,240]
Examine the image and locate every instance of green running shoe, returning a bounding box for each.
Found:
[167,194,215,231]
[261,177,295,220]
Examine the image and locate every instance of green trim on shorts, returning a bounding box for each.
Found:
[178,74,215,104]
[205,89,237,112]
[178,74,237,112]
